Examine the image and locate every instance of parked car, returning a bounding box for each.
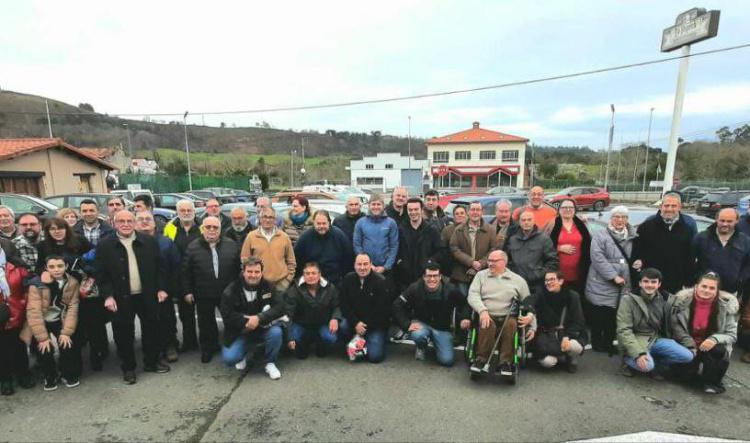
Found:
[445,195,533,224]
[45,193,176,224]
[438,187,525,208]
[271,190,338,204]
[191,189,237,204]
[0,193,59,221]
[678,186,730,205]
[111,189,154,202]
[228,189,257,203]
[154,193,206,210]
[486,186,522,195]
[738,194,750,215]
[696,190,750,218]
[585,207,714,233]
[545,186,610,211]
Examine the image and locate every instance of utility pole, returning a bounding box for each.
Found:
[603,104,615,190]
[123,123,133,158]
[642,107,655,191]
[183,111,193,191]
[45,100,53,138]
[290,150,296,188]
[408,116,412,169]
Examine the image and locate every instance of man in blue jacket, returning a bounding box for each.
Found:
[294,210,353,288]
[692,208,750,296]
[353,194,398,281]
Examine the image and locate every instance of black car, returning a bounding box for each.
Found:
[0,193,59,221]
[190,189,237,204]
[154,193,207,210]
[696,190,750,218]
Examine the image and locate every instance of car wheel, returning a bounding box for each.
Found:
[593,200,606,211]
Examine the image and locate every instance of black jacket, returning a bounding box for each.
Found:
[548,215,592,286]
[692,225,750,294]
[219,277,284,346]
[35,236,94,276]
[293,226,353,286]
[285,279,342,328]
[339,271,392,330]
[386,202,408,226]
[393,277,469,332]
[423,207,449,234]
[632,212,694,293]
[95,233,165,301]
[182,237,241,300]
[223,224,253,244]
[534,287,588,348]
[396,221,443,286]
[202,212,232,233]
[73,220,116,246]
[333,211,365,243]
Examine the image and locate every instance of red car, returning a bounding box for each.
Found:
[545,187,610,211]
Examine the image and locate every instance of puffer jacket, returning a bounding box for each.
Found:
[285,277,342,328]
[504,226,559,289]
[585,225,637,308]
[616,289,674,358]
[671,288,739,357]
[1,261,29,330]
[181,237,241,300]
[21,275,80,344]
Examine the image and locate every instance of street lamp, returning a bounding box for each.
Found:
[642,107,655,191]
[183,111,193,191]
[603,104,615,190]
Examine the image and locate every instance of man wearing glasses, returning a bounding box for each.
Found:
[241,207,296,295]
[11,213,42,270]
[96,210,170,384]
[182,216,241,363]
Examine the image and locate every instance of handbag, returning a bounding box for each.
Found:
[79,275,99,299]
[534,306,567,357]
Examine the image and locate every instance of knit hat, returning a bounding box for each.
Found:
[610,205,629,216]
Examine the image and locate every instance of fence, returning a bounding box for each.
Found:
[118,174,253,193]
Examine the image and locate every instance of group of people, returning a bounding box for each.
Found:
[0,186,749,396]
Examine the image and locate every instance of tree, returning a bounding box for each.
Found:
[538,161,558,178]
[78,103,95,112]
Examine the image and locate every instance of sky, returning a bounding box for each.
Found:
[1,0,749,151]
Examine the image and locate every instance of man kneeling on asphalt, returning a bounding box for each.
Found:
[286,262,345,359]
[467,249,535,380]
[219,257,285,380]
[393,260,471,366]
[617,268,693,378]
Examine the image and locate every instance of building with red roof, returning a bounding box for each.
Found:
[426,122,528,189]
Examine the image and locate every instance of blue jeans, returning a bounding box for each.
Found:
[289,319,348,352]
[409,322,455,367]
[624,338,694,372]
[363,329,387,363]
[222,325,283,365]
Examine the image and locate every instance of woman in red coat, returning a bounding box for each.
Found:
[0,248,35,396]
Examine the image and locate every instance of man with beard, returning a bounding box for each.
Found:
[224,207,253,243]
[294,210,353,288]
[12,213,42,271]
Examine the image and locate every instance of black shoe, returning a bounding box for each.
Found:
[18,373,36,389]
[498,362,515,378]
[144,362,171,374]
[62,377,80,388]
[123,370,136,385]
[200,351,214,363]
[703,384,726,394]
[620,364,635,377]
[90,357,103,372]
[43,377,58,391]
[566,355,579,374]
[1,381,14,396]
[315,346,329,358]
[99,348,110,361]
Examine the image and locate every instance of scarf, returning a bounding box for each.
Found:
[607,224,628,242]
[290,211,309,226]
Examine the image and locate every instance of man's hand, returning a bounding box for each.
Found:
[104,296,117,313]
[472,261,482,271]
[561,337,571,352]
[525,329,535,341]
[613,276,626,286]
[479,311,491,329]
[184,293,195,304]
[38,339,52,354]
[518,313,534,328]
[372,266,385,274]
[287,340,296,350]
[157,290,168,303]
[636,355,650,371]
[329,319,339,334]
[355,321,367,336]
[245,315,260,331]
[558,244,576,255]
[699,339,716,352]
[59,335,73,349]
[408,322,422,332]
[40,271,53,284]
[459,319,471,330]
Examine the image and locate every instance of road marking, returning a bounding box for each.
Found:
[572,431,740,442]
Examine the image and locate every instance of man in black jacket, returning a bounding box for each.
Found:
[396,198,443,291]
[219,257,285,380]
[202,199,232,233]
[423,189,449,234]
[182,216,241,363]
[632,192,695,293]
[224,207,253,243]
[97,210,170,384]
[333,196,365,244]
[385,186,409,226]
[285,262,344,359]
[393,261,471,366]
[340,253,392,363]
[692,208,750,295]
[294,210,353,288]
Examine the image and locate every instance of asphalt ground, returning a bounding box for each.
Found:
[1,329,749,443]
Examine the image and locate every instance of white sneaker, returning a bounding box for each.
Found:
[235,359,247,371]
[264,363,281,380]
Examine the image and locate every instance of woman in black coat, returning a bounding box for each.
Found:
[545,198,591,295]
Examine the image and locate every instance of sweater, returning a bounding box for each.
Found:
[240,228,296,285]
[467,268,532,319]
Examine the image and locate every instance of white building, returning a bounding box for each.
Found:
[130,158,159,174]
[348,153,429,192]
[426,122,528,189]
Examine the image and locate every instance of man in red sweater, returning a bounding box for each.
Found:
[512,186,557,229]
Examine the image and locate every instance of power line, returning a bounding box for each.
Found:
[5,42,750,118]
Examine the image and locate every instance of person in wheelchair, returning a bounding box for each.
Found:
[531,271,587,373]
[467,249,535,380]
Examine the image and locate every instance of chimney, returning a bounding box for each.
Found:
[472,121,480,129]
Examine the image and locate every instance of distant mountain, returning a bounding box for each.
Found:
[0,90,426,158]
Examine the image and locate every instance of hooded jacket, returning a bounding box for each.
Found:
[616,288,675,358]
[504,226,559,288]
[21,274,80,344]
[353,214,399,270]
[670,288,738,357]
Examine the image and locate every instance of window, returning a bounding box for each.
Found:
[433,151,449,163]
[356,177,383,185]
[365,164,374,170]
[75,173,94,193]
[45,196,64,207]
[455,151,471,160]
[480,150,496,160]
[385,164,393,169]
[501,150,519,162]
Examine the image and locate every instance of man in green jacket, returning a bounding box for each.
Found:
[616,268,693,377]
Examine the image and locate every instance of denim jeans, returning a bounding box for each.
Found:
[624,338,694,372]
[363,329,387,363]
[408,321,455,366]
[289,319,348,352]
[222,325,283,365]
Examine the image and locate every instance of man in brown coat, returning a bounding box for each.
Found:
[450,202,497,295]
[241,207,296,294]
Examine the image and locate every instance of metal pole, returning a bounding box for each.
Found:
[290,150,295,188]
[408,116,412,169]
[124,123,133,158]
[45,100,53,138]
[642,107,654,191]
[183,111,193,191]
[604,104,615,190]
[662,45,690,194]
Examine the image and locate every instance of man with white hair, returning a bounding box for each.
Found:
[248,197,283,229]
[224,207,253,243]
[0,206,18,240]
[488,199,519,249]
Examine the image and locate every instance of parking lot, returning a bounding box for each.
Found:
[1,339,748,442]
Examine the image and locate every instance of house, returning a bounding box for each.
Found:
[348,153,429,193]
[130,158,159,174]
[0,138,117,196]
[80,146,131,171]
[426,122,528,189]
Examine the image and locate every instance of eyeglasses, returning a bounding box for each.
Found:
[116,219,135,225]
[204,225,220,230]
[424,274,440,280]
[260,215,276,220]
